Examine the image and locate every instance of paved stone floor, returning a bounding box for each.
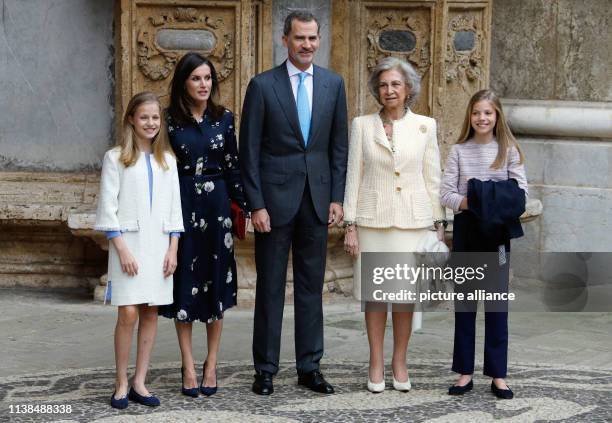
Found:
[1,288,611,422]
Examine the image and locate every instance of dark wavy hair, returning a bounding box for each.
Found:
[168,52,224,124]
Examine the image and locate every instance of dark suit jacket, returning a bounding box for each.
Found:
[466,178,526,244]
[239,62,348,226]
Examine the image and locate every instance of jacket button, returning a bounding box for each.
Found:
[396,187,401,192]
[394,171,400,176]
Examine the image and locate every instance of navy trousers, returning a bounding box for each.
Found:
[252,184,327,375]
[452,304,508,377]
[451,211,509,378]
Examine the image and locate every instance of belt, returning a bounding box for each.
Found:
[178,168,223,178]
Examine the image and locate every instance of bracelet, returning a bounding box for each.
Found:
[434,219,448,229]
[342,220,355,228]
[345,225,356,233]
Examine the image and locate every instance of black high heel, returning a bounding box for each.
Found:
[181,367,199,397]
[200,360,218,396]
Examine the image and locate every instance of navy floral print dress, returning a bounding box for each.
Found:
[159,108,247,323]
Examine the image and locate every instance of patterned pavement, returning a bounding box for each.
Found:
[1,360,611,422]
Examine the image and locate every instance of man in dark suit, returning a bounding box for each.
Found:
[239,11,348,395]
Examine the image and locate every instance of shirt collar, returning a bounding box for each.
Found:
[286,60,314,78]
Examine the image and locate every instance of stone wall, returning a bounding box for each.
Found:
[490,0,612,253]
[504,100,612,253]
[0,0,114,171]
[0,0,113,289]
[514,137,612,253]
[491,0,612,101]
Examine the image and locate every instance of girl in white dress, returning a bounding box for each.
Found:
[95,92,184,408]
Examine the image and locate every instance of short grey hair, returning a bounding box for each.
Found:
[368,57,421,107]
[283,11,320,36]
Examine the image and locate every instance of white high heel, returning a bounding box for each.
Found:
[367,371,385,393]
[392,373,411,392]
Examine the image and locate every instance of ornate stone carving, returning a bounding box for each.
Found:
[367,15,431,76]
[445,14,485,91]
[175,7,198,23]
[137,29,178,81]
[136,7,234,82]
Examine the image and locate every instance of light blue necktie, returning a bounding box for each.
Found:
[296,72,311,145]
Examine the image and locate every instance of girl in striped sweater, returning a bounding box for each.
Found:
[440,89,527,399]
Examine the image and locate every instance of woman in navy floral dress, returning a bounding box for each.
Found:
[159,53,247,397]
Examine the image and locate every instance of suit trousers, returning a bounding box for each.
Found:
[252,184,328,375]
[451,211,509,378]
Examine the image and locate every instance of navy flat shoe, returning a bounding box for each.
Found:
[128,387,160,407]
[200,361,218,396]
[491,381,514,399]
[448,380,473,395]
[110,391,128,409]
[181,367,199,398]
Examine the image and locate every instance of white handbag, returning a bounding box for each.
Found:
[415,231,452,310]
[415,230,450,267]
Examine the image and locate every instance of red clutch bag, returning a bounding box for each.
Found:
[231,201,246,240]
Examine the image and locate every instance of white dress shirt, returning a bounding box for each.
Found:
[286,60,313,113]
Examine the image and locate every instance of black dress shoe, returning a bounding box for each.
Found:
[448,380,473,395]
[252,371,274,395]
[298,370,335,394]
[491,381,514,399]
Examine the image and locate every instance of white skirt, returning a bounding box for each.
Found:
[353,226,430,331]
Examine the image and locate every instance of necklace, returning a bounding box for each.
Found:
[379,107,408,153]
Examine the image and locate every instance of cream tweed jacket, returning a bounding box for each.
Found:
[94,147,184,305]
[343,110,445,228]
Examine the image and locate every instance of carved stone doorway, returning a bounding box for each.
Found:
[331,0,493,159]
[115,0,273,129]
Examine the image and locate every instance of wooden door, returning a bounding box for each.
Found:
[115,0,272,130]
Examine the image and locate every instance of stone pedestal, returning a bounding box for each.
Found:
[67,209,110,302]
[0,172,105,290]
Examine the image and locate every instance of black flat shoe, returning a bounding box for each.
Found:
[110,391,128,409]
[448,380,473,395]
[128,387,160,407]
[491,381,514,399]
[181,367,199,398]
[298,370,335,394]
[200,361,218,396]
[252,371,274,395]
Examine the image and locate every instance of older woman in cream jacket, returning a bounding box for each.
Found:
[343,57,445,393]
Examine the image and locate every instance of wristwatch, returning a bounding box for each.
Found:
[434,219,448,229]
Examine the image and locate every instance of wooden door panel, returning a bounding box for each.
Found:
[115,0,272,132]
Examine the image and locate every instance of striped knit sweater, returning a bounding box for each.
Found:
[440,139,528,213]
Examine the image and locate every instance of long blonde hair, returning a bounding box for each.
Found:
[456,89,524,169]
[118,92,173,170]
